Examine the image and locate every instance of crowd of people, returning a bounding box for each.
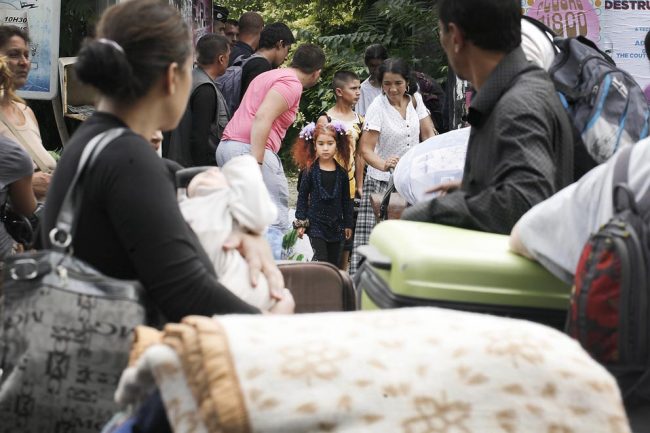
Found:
[1,0,649,430]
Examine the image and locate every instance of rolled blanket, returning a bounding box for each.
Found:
[119,308,631,433]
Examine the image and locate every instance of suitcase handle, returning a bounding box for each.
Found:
[357,245,392,271]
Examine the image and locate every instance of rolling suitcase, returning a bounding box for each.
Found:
[355,220,571,329]
[278,261,356,312]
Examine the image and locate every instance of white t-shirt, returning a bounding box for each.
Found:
[515,138,650,284]
[355,78,382,117]
[363,92,430,182]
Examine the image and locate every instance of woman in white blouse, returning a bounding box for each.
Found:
[350,58,437,275]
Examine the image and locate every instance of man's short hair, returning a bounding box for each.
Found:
[439,0,521,53]
[258,22,296,50]
[196,34,230,65]
[290,44,326,74]
[238,11,264,35]
[364,44,387,65]
[225,18,239,27]
[332,70,359,91]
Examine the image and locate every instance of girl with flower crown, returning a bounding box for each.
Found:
[292,121,354,266]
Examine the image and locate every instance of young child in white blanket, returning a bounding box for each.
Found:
[179,155,294,313]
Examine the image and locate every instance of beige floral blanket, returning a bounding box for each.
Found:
[117,308,631,433]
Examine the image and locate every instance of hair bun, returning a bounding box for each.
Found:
[74,38,135,99]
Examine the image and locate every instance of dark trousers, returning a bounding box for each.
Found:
[310,237,343,266]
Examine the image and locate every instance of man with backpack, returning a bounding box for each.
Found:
[163,34,230,167]
[510,138,650,430]
[402,0,574,235]
[217,22,295,115]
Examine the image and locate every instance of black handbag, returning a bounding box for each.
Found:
[1,202,43,249]
[0,128,147,433]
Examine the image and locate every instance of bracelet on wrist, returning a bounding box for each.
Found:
[293,219,310,229]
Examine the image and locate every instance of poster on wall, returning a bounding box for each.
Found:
[1,0,61,100]
[521,1,650,88]
[193,0,212,45]
[168,0,192,30]
[601,1,650,89]
[521,0,605,43]
[166,0,212,46]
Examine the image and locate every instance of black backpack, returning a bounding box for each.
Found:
[215,53,264,115]
[567,144,650,406]
[523,16,650,168]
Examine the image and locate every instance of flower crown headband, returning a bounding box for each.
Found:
[298,120,348,141]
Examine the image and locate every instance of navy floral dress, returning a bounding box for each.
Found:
[295,159,353,242]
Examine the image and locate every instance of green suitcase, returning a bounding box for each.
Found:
[355,221,571,329]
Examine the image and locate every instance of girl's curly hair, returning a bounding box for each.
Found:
[292,121,351,171]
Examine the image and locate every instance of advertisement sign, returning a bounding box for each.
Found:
[167,0,213,46]
[1,0,61,100]
[602,1,650,89]
[521,1,650,89]
[523,0,604,42]
[193,0,212,45]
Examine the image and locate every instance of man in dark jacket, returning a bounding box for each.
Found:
[228,11,264,65]
[163,34,230,167]
[402,0,574,234]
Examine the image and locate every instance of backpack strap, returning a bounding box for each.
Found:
[612,145,650,215]
[612,144,633,188]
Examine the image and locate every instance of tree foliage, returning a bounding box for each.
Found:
[219,0,445,170]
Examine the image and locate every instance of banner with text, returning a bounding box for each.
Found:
[2,0,61,100]
[521,1,650,89]
[602,1,650,89]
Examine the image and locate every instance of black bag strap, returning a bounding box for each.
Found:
[379,170,396,220]
[613,144,633,187]
[612,145,650,215]
[49,128,126,250]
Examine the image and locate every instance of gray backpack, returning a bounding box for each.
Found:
[215,53,264,115]
[524,16,650,165]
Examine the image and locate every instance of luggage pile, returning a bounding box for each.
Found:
[355,221,571,329]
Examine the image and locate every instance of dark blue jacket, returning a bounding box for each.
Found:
[295,159,353,242]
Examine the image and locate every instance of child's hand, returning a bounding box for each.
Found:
[345,228,352,240]
[297,227,306,238]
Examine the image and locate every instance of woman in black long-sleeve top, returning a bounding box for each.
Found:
[40,0,287,323]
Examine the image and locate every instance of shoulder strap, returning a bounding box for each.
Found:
[240,53,265,67]
[613,145,633,188]
[0,108,54,173]
[232,54,247,67]
[406,93,418,110]
[49,127,127,250]
[611,145,650,214]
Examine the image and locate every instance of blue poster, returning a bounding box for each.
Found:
[0,0,61,100]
